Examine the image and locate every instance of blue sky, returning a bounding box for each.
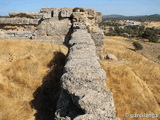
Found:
[0,0,160,16]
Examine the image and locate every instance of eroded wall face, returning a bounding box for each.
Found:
[0,7,104,49]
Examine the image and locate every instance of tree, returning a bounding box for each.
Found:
[132,42,143,51]
[142,28,159,43]
[148,35,159,43]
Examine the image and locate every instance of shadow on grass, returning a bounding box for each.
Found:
[126,47,136,51]
[30,52,66,120]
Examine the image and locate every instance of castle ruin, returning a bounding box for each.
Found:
[0,7,103,53]
[0,7,120,120]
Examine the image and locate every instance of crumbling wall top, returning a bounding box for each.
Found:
[85,9,95,19]
[9,12,43,19]
[0,18,40,25]
[61,8,72,18]
[5,7,102,23]
[95,12,102,23]
[73,7,85,12]
[40,7,60,13]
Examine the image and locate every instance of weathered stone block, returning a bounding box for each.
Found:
[12,18,22,24]
[61,8,72,17]
[9,12,43,19]
[28,19,40,25]
[95,12,102,23]
[90,29,104,47]
[40,7,60,18]
[0,18,13,24]
[21,18,29,24]
[0,18,39,25]
[85,9,95,19]
[43,12,52,19]
[0,31,32,39]
[73,22,86,30]
[32,19,72,44]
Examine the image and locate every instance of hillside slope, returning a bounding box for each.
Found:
[101,36,160,120]
[0,39,67,120]
[0,38,160,120]
[103,14,160,21]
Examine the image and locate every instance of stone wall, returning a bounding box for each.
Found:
[54,7,120,120]
[55,30,119,119]
[0,7,104,49]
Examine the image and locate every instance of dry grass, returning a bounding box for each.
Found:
[1,37,160,120]
[0,39,67,120]
[101,36,160,120]
[146,21,160,28]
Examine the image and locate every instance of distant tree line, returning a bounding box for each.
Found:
[99,20,122,27]
[0,16,9,18]
[105,25,160,43]
[103,14,160,22]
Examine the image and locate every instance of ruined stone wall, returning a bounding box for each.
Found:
[54,7,120,120]
[0,7,120,119]
[0,17,39,39]
[55,29,119,119]
[0,7,104,48]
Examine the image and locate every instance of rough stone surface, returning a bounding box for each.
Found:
[40,7,60,19]
[0,31,32,39]
[85,9,95,19]
[91,29,104,47]
[95,12,103,23]
[107,54,118,60]
[55,30,120,120]
[61,8,72,18]
[0,18,40,25]
[9,12,43,19]
[31,18,72,44]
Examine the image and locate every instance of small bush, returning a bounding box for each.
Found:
[158,55,160,60]
[132,42,143,51]
[148,35,159,43]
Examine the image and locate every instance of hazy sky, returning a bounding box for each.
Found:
[0,0,160,16]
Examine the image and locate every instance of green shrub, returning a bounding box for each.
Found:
[148,35,159,43]
[158,55,160,60]
[142,28,159,43]
[132,42,143,51]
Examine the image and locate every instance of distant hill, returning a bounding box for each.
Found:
[103,14,126,19]
[0,16,9,18]
[103,14,160,21]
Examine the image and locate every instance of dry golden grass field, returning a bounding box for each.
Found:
[0,37,160,120]
[0,39,67,120]
[146,21,160,28]
[101,36,160,120]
